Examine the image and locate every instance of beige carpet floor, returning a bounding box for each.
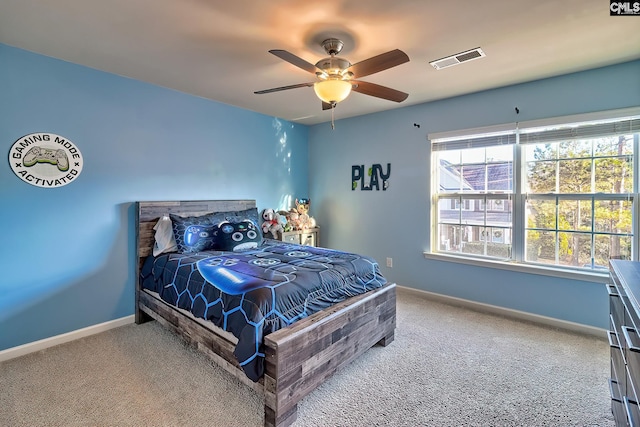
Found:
[0,290,614,426]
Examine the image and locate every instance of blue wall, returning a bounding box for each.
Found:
[2,41,638,352]
[308,60,640,329]
[0,44,309,351]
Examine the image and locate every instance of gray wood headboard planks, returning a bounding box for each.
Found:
[136,199,256,259]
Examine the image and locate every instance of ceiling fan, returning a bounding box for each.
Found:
[254,38,410,110]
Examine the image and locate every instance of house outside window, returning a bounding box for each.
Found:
[429,108,639,272]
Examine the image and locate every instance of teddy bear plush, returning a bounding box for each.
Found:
[286,211,301,231]
[261,208,283,238]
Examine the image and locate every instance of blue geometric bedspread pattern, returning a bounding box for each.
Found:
[140,239,387,381]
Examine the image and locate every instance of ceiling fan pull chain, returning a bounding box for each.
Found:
[331,104,335,130]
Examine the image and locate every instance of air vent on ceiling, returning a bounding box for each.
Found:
[429,47,486,70]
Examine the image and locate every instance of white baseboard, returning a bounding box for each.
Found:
[396,285,607,339]
[0,288,606,363]
[0,315,135,363]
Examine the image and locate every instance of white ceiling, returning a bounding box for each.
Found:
[1,0,638,125]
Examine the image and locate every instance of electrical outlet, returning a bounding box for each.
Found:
[386,257,393,268]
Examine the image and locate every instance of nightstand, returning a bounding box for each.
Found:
[277,227,319,247]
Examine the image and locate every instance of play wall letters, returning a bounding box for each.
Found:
[352,163,390,191]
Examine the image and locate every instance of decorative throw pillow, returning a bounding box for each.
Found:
[213,220,262,252]
[220,208,263,245]
[170,213,218,254]
[153,215,178,256]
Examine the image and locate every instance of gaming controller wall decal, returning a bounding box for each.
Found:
[8,133,83,188]
[23,147,70,171]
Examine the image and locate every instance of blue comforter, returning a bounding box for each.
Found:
[140,239,386,381]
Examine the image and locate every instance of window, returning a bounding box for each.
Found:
[430,109,640,272]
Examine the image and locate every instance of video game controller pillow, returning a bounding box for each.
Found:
[213,220,263,252]
[220,208,263,243]
[170,213,220,254]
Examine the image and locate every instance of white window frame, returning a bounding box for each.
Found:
[426,107,640,281]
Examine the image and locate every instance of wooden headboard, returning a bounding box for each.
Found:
[136,199,256,270]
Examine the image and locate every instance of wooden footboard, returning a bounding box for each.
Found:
[135,200,397,426]
[263,282,396,427]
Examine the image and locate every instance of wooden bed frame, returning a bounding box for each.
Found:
[135,200,396,427]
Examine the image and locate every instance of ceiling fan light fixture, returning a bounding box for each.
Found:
[314,79,352,104]
[257,40,409,109]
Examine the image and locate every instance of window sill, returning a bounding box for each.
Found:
[423,252,610,283]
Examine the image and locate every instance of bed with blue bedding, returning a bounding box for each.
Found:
[140,239,387,381]
[135,200,396,427]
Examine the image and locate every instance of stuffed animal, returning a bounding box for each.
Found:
[260,208,283,238]
[298,212,311,230]
[287,211,301,231]
[277,212,288,231]
[295,198,310,216]
[278,210,293,232]
[294,198,316,230]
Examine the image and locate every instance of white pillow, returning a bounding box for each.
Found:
[153,215,178,256]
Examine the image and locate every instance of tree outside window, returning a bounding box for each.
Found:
[431,112,638,272]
